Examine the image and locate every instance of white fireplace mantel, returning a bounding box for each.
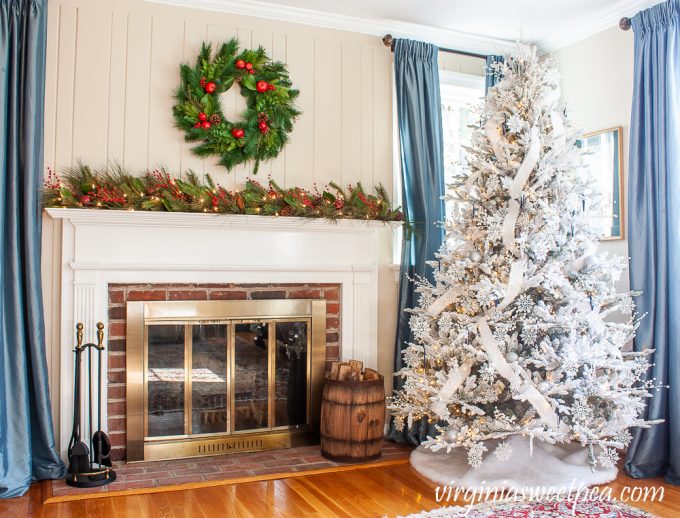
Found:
[44,208,399,458]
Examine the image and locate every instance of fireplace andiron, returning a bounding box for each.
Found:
[65,322,117,487]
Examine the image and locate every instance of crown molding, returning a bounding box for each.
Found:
[144,0,515,56]
[145,0,664,58]
[538,0,663,54]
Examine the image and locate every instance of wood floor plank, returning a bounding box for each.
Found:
[8,463,677,517]
[286,475,364,518]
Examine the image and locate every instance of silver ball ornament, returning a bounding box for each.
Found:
[445,429,458,442]
[469,250,482,262]
[505,352,518,362]
[583,255,599,267]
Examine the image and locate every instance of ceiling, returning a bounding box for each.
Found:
[151,0,664,53]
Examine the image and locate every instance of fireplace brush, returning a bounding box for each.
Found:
[65,322,117,488]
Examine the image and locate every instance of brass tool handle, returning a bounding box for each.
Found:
[96,322,105,350]
[76,322,84,350]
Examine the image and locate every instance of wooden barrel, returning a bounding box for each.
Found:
[320,375,385,462]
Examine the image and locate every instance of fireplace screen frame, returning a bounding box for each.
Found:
[126,299,326,462]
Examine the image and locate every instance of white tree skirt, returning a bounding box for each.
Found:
[410,435,618,491]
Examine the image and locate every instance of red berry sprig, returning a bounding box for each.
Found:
[43,167,61,190]
[195,112,211,130]
[257,113,269,134]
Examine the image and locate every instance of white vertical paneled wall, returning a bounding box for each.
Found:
[44,0,394,192]
[42,0,486,422]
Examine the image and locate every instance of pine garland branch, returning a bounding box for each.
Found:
[43,164,405,224]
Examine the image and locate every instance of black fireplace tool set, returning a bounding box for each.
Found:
[65,322,117,487]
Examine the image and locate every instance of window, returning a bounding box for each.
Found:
[391,69,485,264]
[440,71,485,220]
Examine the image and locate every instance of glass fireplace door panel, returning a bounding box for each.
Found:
[147,325,185,437]
[192,325,228,435]
[274,322,308,427]
[234,323,269,431]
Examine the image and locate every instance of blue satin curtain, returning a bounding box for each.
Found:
[0,0,65,498]
[624,0,680,485]
[485,55,504,93]
[387,39,446,444]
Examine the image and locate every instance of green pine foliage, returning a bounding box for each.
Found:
[173,38,300,173]
[42,164,404,223]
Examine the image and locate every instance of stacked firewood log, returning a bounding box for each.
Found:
[327,359,380,381]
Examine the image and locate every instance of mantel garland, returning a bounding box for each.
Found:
[42,165,404,222]
[173,38,300,173]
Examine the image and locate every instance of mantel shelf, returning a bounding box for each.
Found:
[44,208,402,233]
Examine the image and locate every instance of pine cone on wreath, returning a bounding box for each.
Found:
[279,206,293,217]
[209,114,222,125]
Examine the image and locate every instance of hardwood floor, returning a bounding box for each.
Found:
[1,464,678,518]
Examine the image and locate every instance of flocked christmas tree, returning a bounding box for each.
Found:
[389,44,660,470]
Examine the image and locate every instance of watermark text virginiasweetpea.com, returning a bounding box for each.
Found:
[434,480,664,516]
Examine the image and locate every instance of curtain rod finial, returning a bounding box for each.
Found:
[382,34,394,49]
[619,17,632,30]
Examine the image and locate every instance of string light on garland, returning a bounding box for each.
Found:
[42,164,405,223]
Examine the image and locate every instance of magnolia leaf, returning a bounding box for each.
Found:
[241,74,256,91]
[220,77,234,92]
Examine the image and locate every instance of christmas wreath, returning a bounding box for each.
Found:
[173,38,300,173]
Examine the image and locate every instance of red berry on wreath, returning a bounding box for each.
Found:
[267,84,276,91]
[249,69,255,75]
[205,81,217,93]
[194,122,202,128]
[256,81,268,93]
[245,62,253,70]
[80,195,91,205]
[235,59,246,69]
[231,128,245,139]
[258,121,268,132]
[202,121,211,129]
[198,112,207,121]
[200,77,206,87]
[334,199,344,210]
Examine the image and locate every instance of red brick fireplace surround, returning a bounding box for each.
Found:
[107,282,341,461]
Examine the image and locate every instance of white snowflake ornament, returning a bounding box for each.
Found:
[597,447,619,468]
[613,429,633,447]
[506,114,524,134]
[493,441,513,462]
[467,443,488,469]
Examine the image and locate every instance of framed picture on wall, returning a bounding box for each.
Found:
[576,126,624,240]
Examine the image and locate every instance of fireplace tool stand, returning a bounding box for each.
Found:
[65,322,117,487]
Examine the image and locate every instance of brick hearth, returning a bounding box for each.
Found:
[107,282,341,461]
[49,442,411,499]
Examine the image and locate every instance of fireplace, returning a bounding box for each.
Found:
[125,299,326,462]
[43,208,397,461]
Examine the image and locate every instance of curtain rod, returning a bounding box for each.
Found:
[382,34,487,60]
